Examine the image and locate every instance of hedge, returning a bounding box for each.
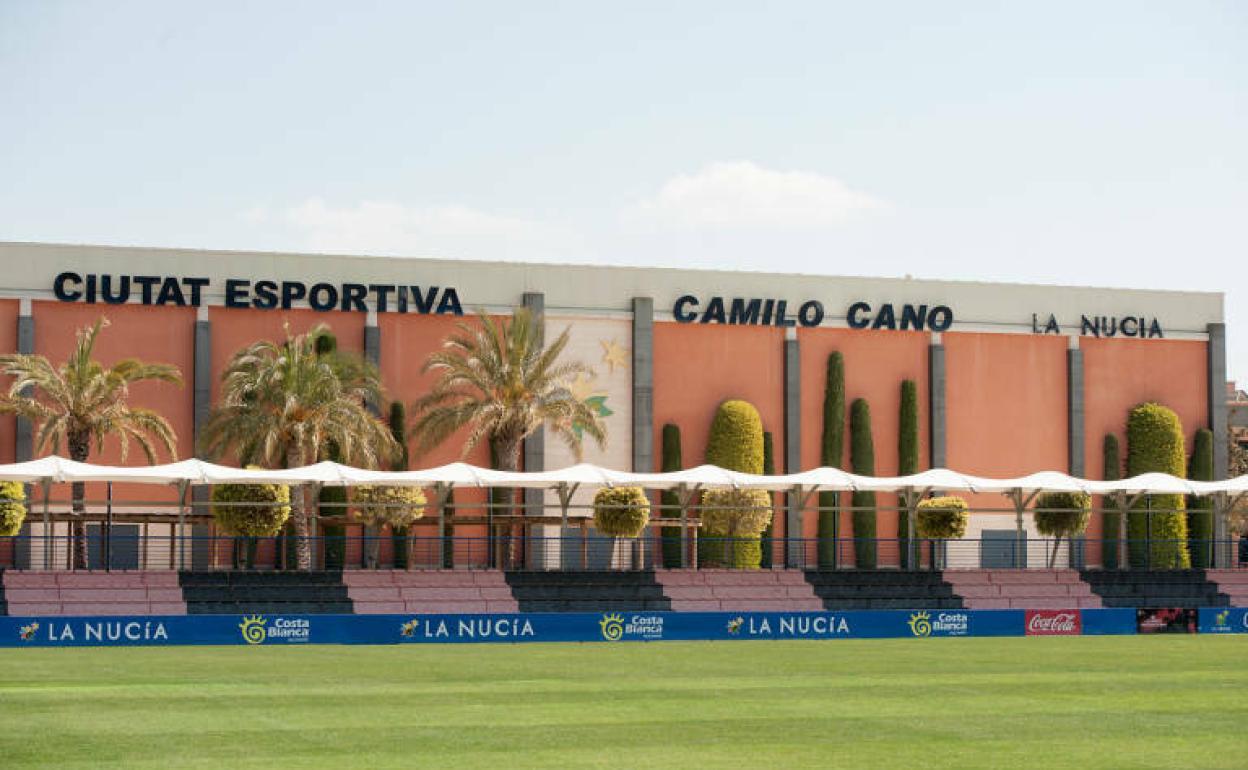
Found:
[1034,491,1091,568]
[850,398,876,568]
[0,480,26,538]
[593,486,650,538]
[817,352,845,567]
[1187,428,1214,568]
[211,477,292,538]
[897,379,919,568]
[1126,402,1189,569]
[659,423,683,567]
[916,496,968,539]
[1102,434,1122,569]
[706,400,765,474]
[700,488,773,568]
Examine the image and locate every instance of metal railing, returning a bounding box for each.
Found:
[1,532,1243,572]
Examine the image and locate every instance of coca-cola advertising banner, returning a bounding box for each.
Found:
[1025,610,1082,636]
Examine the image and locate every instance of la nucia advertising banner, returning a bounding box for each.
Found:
[8,607,1239,648]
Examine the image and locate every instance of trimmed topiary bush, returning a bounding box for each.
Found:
[1034,492,1092,568]
[0,480,27,537]
[703,400,766,568]
[1102,434,1122,569]
[700,488,773,568]
[1126,402,1189,569]
[659,423,683,567]
[1187,428,1214,568]
[898,379,919,568]
[850,398,877,568]
[916,496,968,539]
[211,476,292,537]
[706,400,765,474]
[593,486,651,538]
[353,485,427,529]
[818,352,845,567]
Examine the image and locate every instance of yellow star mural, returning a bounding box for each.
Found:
[600,338,628,373]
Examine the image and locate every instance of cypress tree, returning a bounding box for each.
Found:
[1126,403,1189,569]
[760,431,775,568]
[818,352,845,568]
[1187,428,1214,568]
[850,398,877,568]
[897,380,919,568]
[387,401,414,568]
[659,423,683,568]
[317,438,347,569]
[1102,434,1121,569]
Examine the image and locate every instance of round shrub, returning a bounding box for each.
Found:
[352,485,427,529]
[593,486,650,538]
[705,400,764,474]
[211,476,291,537]
[0,480,27,537]
[916,496,968,539]
[700,488,773,568]
[1034,492,1092,538]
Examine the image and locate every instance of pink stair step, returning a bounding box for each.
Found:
[59,602,152,615]
[398,587,485,601]
[988,572,1060,584]
[4,588,63,602]
[667,600,723,612]
[354,601,408,614]
[147,603,187,615]
[57,588,152,602]
[953,585,1003,599]
[1002,585,1080,599]
[483,601,520,612]
[6,602,64,615]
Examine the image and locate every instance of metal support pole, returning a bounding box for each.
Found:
[41,479,51,571]
[177,481,189,571]
[677,484,689,569]
[105,481,113,572]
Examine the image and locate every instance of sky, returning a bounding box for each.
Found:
[2,2,1245,374]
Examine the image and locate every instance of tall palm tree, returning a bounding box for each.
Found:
[412,307,608,474]
[0,318,182,568]
[199,323,397,570]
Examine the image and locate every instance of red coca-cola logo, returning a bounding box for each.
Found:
[1025,610,1081,635]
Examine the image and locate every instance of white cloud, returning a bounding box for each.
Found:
[283,198,579,261]
[626,161,887,230]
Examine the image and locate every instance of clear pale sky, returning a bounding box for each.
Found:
[2,2,1245,375]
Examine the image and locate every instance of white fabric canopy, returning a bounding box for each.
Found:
[1,455,1245,496]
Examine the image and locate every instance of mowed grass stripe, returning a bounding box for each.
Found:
[1,637,1246,769]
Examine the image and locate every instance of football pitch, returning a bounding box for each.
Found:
[2,637,1246,769]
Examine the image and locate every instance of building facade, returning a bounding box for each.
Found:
[0,241,1227,569]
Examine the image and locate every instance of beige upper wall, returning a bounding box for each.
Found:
[0,241,1223,337]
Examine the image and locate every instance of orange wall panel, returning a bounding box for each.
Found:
[652,322,785,471]
[945,332,1069,478]
[1083,337,1208,480]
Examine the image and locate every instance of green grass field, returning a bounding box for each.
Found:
[1,637,1246,769]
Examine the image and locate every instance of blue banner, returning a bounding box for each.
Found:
[0,607,1237,648]
[1199,607,1248,634]
[1079,608,1138,636]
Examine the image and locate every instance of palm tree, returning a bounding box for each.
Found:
[412,308,607,560]
[199,323,397,570]
[413,307,607,469]
[0,318,182,568]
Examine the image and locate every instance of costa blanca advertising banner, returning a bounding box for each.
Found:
[1,609,1029,648]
